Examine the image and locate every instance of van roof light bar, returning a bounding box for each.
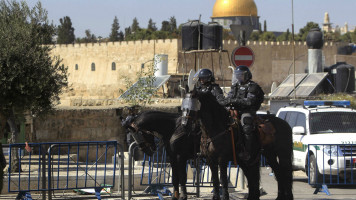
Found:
[304,100,350,107]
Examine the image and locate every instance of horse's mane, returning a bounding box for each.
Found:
[134,110,181,138]
[197,92,230,133]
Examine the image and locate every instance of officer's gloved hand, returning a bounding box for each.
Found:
[230,98,243,106]
[121,115,134,128]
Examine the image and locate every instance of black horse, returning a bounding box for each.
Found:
[184,90,293,200]
[121,110,199,200]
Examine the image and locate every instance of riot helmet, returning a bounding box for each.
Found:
[232,65,252,85]
[197,68,215,85]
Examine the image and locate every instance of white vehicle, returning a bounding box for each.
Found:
[276,100,356,184]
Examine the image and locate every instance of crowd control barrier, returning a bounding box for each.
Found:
[6,141,124,200]
[127,142,240,200]
[307,144,356,195]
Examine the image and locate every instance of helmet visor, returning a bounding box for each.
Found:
[233,70,247,84]
[199,77,210,84]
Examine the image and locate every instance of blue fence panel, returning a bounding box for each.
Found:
[7,141,123,199]
[307,144,356,195]
[127,142,240,200]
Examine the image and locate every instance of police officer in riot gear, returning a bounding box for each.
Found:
[225,65,264,161]
[194,68,226,103]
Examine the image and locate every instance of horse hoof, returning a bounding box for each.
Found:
[212,195,221,200]
[171,197,178,200]
[178,197,187,200]
[275,195,293,200]
[222,190,229,200]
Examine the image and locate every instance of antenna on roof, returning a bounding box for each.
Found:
[291,0,296,99]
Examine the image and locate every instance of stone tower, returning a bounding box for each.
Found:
[322,12,332,33]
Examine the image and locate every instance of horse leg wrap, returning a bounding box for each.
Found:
[222,188,229,200]
[179,186,187,200]
[172,190,179,200]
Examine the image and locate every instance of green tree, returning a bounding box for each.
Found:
[125,27,132,40]
[277,28,291,41]
[57,16,75,44]
[147,18,157,31]
[131,17,140,33]
[222,29,235,40]
[161,21,170,32]
[263,20,267,32]
[119,60,157,106]
[249,31,261,41]
[0,0,68,178]
[352,28,356,43]
[297,22,320,41]
[169,16,177,33]
[109,16,120,42]
[152,30,170,40]
[259,32,276,41]
[85,29,97,42]
[118,31,124,41]
[340,32,352,43]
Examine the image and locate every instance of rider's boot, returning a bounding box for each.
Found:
[239,124,254,161]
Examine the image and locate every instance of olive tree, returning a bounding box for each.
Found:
[0,0,68,182]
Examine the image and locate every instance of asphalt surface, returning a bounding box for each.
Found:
[1,167,356,199]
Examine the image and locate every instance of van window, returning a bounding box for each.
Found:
[285,112,298,128]
[295,113,306,129]
[310,112,356,134]
[278,111,287,120]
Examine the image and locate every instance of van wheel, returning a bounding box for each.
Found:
[309,155,322,187]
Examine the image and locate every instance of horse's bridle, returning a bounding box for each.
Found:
[181,93,201,126]
[128,122,163,154]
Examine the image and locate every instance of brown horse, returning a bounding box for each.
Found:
[184,90,293,200]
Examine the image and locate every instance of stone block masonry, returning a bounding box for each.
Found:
[50,39,356,105]
[51,39,178,103]
[31,104,180,150]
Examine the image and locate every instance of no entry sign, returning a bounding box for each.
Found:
[231,46,255,68]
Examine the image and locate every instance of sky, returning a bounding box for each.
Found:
[25,0,356,38]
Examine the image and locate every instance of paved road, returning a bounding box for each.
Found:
[196,167,356,200]
[1,167,355,199]
[251,167,356,200]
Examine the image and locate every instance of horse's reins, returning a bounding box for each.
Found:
[229,127,238,166]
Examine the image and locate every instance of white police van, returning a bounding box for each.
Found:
[276,100,356,184]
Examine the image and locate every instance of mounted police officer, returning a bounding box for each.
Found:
[225,65,264,161]
[194,68,225,103]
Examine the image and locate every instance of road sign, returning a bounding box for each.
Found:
[231,46,255,68]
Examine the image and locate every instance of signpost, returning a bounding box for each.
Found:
[231,46,255,68]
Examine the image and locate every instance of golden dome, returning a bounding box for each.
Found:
[212,0,258,18]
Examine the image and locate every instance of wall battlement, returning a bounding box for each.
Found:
[222,40,334,46]
[55,39,178,49]
[54,39,335,49]
[50,38,352,105]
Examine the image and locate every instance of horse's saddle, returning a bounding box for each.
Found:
[229,110,276,146]
[257,118,276,146]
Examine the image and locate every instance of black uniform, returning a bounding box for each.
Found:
[195,83,226,103]
[226,80,264,160]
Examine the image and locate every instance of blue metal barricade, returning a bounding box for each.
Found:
[7,141,124,200]
[127,141,240,200]
[307,144,356,195]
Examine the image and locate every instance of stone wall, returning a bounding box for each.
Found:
[50,39,356,105]
[178,40,356,93]
[32,103,181,149]
[33,108,124,143]
[50,39,178,105]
